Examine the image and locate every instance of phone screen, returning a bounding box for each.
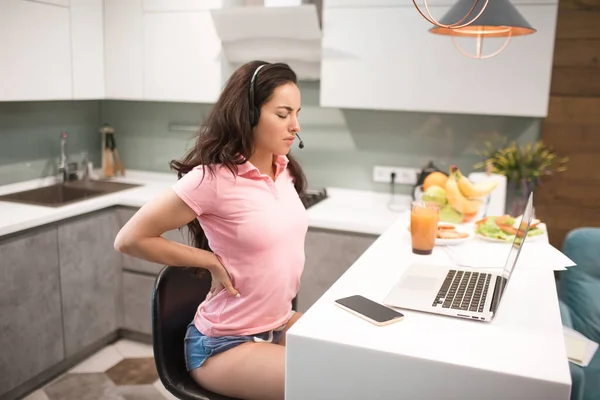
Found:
[335,295,404,323]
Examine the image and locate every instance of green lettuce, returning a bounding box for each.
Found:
[475,217,513,240]
[476,216,543,242]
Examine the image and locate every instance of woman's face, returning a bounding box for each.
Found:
[253,82,301,156]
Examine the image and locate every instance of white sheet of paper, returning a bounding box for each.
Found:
[563,326,599,367]
[438,239,575,271]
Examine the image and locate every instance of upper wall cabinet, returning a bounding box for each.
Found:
[142,0,224,11]
[104,0,224,103]
[324,0,554,6]
[0,0,72,101]
[104,0,144,99]
[71,0,105,99]
[320,0,559,117]
[143,7,224,103]
[0,0,104,102]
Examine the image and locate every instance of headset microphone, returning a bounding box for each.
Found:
[296,133,305,149]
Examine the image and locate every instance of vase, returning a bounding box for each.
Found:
[506,180,535,217]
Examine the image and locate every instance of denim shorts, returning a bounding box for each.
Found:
[184,314,293,371]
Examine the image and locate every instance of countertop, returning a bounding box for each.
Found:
[0,170,411,238]
[285,212,571,399]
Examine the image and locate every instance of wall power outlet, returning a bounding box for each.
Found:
[373,165,419,185]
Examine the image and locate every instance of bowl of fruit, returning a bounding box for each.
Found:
[418,166,498,224]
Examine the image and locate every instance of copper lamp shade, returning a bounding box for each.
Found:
[429,0,536,37]
[427,0,535,59]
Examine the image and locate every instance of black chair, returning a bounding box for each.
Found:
[151,266,298,400]
[152,266,239,400]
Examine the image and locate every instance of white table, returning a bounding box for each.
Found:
[286,213,571,400]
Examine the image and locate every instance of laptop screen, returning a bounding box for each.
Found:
[489,192,535,315]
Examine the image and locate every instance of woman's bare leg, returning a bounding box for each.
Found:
[190,312,304,399]
[190,342,286,400]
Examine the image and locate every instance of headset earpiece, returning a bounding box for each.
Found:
[249,107,260,128]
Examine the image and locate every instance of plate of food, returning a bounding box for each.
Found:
[474,215,546,244]
[407,223,473,246]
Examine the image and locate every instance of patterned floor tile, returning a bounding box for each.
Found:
[22,389,50,400]
[153,379,179,400]
[108,384,167,400]
[69,345,124,374]
[106,358,159,386]
[30,340,176,400]
[43,373,119,400]
[113,339,154,359]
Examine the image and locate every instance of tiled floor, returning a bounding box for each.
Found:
[22,339,177,400]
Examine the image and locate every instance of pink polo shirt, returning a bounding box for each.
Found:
[172,155,308,337]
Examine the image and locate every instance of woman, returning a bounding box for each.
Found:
[114,61,307,400]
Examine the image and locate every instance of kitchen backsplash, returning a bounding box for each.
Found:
[0,83,541,193]
[0,101,101,185]
[100,82,541,194]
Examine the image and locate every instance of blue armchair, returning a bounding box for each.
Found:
[557,227,600,400]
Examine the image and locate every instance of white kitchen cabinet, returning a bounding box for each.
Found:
[143,10,224,103]
[0,0,72,101]
[70,0,105,99]
[324,0,554,7]
[103,0,224,103]
[104,0,145,100]
[23,0,70,6]
[143,0,224,11]
[320,3,558,117]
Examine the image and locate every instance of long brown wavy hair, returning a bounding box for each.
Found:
[170,61,307,251]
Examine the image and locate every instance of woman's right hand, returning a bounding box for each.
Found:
[207,254,240,297]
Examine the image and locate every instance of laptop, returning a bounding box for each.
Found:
[383,192,535,322]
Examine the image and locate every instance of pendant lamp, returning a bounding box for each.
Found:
[412,0,489,29]
[427,0,536,59]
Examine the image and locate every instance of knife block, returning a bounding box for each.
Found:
[100,125,114,179]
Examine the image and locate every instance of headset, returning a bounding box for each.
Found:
[248,63,304,149]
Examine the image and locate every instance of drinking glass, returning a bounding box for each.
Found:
[410,200,440,255]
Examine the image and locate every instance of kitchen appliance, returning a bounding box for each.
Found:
[412,160,448,200]
[300,188,328,209]
[210,3,322,81]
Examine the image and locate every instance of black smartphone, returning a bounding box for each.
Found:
[334,295,404,326]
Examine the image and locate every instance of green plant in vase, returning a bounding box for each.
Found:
[474,140,568,216]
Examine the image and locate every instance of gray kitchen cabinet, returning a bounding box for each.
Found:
[117,206,190,275]
[298,228,377,313]
[0,226,64,396]
[122,271,157,335]
[58,208,122,357]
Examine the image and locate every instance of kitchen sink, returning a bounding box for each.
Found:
[0,180,141,207]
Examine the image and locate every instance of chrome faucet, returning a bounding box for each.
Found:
[58,131,69,183]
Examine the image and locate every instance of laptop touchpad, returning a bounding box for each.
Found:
[401,275,439,292]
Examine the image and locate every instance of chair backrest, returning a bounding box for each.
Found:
[558,227,600,343]
[152,266,215,399]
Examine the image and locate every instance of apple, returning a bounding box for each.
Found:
[440,205,463,224]
[422,185,447,207]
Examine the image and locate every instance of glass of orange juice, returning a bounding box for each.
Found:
[410,200,440,255]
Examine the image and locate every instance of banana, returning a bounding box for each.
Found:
[452,166,498,198]
[445,172,483,215]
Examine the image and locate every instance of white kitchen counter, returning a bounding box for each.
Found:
[285,214,572,400]
[0,170,410,238]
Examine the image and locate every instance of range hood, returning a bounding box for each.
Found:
[210,3,322,81]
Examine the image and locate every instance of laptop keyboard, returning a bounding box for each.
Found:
[432,270,491,313]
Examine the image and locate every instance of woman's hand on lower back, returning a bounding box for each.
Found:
[207,254,240,297]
